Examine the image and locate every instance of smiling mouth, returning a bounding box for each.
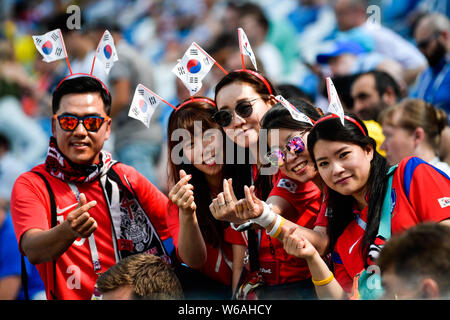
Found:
[203,157,216,166]
[335,176,352,184]
[292,160,308,174]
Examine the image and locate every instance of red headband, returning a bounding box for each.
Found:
[177,97,216,110]
[55,73,110,97]
[314,114,367,136]
[235,69,273,96]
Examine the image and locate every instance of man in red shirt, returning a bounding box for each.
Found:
[11,76,171,300]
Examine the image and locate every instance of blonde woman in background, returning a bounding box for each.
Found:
[379,98,450,176]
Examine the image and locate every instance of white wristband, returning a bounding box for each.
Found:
[250,201,275,228]
[266,214,283,237]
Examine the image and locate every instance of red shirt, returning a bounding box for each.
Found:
[11,163,169,300]
[328,157,450,292]
[166,203,246,286]
[258,171,322,285]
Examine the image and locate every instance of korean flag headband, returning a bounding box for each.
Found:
[33,29,118,96]
[313,77,367,136]
[128,28,272,127]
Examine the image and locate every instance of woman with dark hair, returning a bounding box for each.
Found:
[166,97,248,299]
[282,112,450,299]
[210,70,324,299]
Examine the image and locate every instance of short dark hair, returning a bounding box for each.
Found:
[52,76,111,115]
[355,70,401,100]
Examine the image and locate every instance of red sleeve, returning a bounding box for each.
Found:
[399,157,450,223]
[224,226,247,246]
[314,188,329,228]
[165,202,180,249]
[10,171,51,253]
[117,163,170,240]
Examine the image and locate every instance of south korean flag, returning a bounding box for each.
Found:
[95,30,118,74]
[238,27,258,71]
[172,42,214,96]
[32,29,67,63]
[128,84,162,128]
[324,77,345,126]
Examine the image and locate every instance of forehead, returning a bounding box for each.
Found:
[216,82,259,109]
[352,74,376,94]
[414,19,433,40]
[58,92,106,115]
[268,128,305,145]
[314,140,357,157]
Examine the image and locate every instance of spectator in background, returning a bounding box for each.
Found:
[379,223,450,299]
[350,70,402,157]
[379,99,450,176]
[238,2,284,84]
[0,133,27,203]
[412,13,450,118]
[333,0,426,85]
[94,253,183,300]
[316,40,404,87]
[0,200,45,300]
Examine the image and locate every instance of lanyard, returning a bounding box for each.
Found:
[68,182,102,274]
[417,63,450,101]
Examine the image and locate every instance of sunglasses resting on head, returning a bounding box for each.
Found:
[54,114,110,132]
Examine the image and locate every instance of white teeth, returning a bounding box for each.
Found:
[204,158,215,165]
[293,161,307,172]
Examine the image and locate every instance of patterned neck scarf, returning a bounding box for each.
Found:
[45,137,113,183]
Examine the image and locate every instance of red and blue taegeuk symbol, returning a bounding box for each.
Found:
[103,45,112,59]
[139,99,148,113]
[42,41,53,55]
[186,59,201,74]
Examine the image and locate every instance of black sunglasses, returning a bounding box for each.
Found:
[55,114,109,132]
[417,32,439,50]
[212,98,261,127]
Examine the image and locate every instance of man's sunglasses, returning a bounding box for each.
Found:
[417,32,439,50]
[54,114,109,132]
[212,98,261,127]
[265,135,306,167]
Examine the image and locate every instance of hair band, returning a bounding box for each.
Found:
[314,114,367,136]
[235,69,273,96]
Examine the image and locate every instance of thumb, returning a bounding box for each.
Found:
[228,179,238,201]
[179,169,187,179]
[77,193,87,208]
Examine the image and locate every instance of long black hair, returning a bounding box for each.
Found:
[307,113,390,262]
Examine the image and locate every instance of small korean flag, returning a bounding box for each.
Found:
[275,95,314,125]
[172,42,214,96]
[32,29,67,63]
[128,84,162,128]
[325,77,345,126]
[238,28,258,71]
[95,30,118,74]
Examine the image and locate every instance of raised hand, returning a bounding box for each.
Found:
[65,193,98,239]
[283,227,318,260]
[235,185,264,221]
[168,170,197,213]
[209,178,247,225]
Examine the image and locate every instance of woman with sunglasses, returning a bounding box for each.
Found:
[166,97,249,299]
[282,112,450,299]
[211,71,324,299]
